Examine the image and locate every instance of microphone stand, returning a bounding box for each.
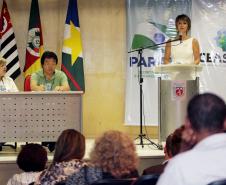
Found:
[128,37,181,149]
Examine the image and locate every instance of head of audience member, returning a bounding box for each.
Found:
[175,14,191,35]
[90,130,139,179]
[0,58,7,79]
[53,129,85,163]
[41,51,58,77]
[164,125,185,159]
[185,93,226,144]
[17,143,47,172]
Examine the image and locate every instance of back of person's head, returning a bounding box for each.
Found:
[17,143,47,172]
[41,51,58,65]
[171,126,185,156]
[187,93,226,133]
[90,130,138,178]
[165,126,185,158]
[53,129,85,163]
[164,134,173,158]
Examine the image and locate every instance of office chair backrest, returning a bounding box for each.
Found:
[29,181,65,185]
[55,182,66,185]
[132,174,160,185]
[208,179,226,185]
[91,178,135,185]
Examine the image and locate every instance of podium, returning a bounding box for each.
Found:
[154,64,202,142]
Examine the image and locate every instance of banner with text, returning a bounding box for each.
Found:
[192,0,226,100]
[125,0,191,125]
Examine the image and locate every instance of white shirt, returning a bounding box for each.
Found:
[157,133,226,185]
[171,37,194,64]
[0,76,18,92]
[7,172,41,185]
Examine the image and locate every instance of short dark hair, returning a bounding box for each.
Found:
[187,93,226,133]
[165,126,184,157]
[17,143,47,172]
[175,14,191,32]
[41,51,58,65]
[53,129,85,163]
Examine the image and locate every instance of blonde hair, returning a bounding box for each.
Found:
[90,130,139,178]
[0,58,7,66]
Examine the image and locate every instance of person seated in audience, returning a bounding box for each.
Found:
[66,130,139,185]
[7,143,47,185]
[143,126,186,175]
[35,129,86,185]
[30,51,70,91]
[0,57,19,151]
[157,93,226,185]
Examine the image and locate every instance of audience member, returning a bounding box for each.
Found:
[35,129,86,185]
[157,93,226,185]
[143,126,186,175]
[7,143,47,185]
[66,130,139,185]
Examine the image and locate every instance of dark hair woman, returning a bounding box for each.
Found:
[35,129,86,185]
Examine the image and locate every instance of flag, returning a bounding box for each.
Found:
[0,0,21,79]
[23,0,43,78]
[62,0,85,91]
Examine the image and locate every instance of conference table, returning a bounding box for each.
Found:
[0,91,82,142]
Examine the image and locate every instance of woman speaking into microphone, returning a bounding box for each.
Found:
[164,14,200,65]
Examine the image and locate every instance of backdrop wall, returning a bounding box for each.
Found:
[1,0,157,139]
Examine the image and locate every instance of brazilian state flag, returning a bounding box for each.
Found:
[61,0,85,91]
[24,0,43,78]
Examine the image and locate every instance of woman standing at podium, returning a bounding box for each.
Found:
[164,14,200,65]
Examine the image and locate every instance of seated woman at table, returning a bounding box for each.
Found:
[0,57,18,92]
[0,57,18,151]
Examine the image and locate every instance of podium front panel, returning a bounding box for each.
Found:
[160,79,199,142]
[0,92,82,142]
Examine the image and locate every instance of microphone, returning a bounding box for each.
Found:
[179,33,182,43]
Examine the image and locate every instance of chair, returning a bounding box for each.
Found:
[91,178,135,185]
[55,181,66,185]
[24,75,31,91]
[208,179,226,185]
[132,174,160,185]
[29,181,66,185]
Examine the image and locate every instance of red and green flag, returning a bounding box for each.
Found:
[61,0,85,91]
[23,0,43,78]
